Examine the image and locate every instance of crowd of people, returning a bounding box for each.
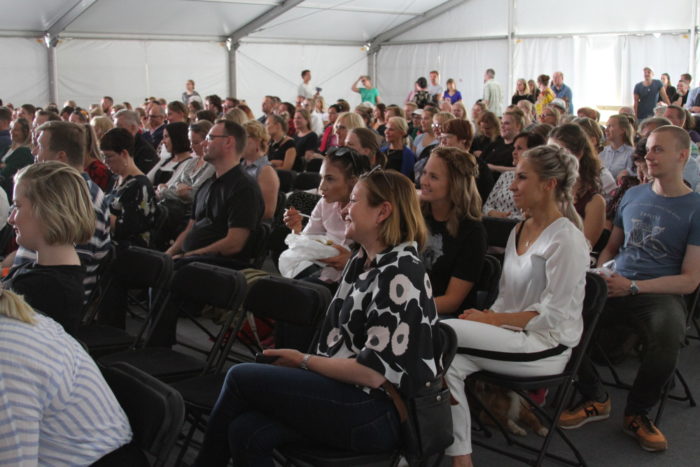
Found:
[0,64,698,466]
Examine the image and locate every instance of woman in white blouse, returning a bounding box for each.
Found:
[445,145,590,467]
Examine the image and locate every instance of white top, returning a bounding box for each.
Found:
[298,82,314,99]
[0,313,132,466]
[492,217,589,348]
[303,199,353,283]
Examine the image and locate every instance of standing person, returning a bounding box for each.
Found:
[443,78,463,105]
[446,145,589,467]
[428,70,444,104]
[351,75,381,105]
[552,71,574,114]
[192,168,437,467]
[535,74,555,118]
[482,68,503,117]
[297,69,316,101]
[408,77,431,109]
[182,79,203,106]
[634,67,670,120]
[381,116,416,179]
[560,126,700,453]
[420,146,486,316]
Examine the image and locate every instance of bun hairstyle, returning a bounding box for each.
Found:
[0,283,36,325]
[522,144,583,231]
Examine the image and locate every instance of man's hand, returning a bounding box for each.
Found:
[605,273,633,297]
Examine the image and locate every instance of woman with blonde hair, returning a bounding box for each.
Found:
[451,101,468,120]
[4,162,95,336]
[381,116,415,179]
[600,114,635,181]
[242,120,279,221]
[90,115,114,143]
[420,146,486,315]
[470,111,500,158]
[333,111,366,148]
[512,78,535,105]
[446,145,589,467]
[83,123,112,191]
[194,168,437,466]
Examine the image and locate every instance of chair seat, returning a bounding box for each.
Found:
[473,370,571,391]
[76,324,134,356]
[99,348,206,382]
[170,372,227,411]
[280,445,398,467]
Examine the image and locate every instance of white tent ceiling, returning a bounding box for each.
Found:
[1,0,699,116]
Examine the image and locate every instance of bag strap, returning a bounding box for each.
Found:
[382,381,409,423]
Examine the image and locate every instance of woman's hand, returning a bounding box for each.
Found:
[283,206,303,233]
[175,183,193,198]
[263,348,304,368]
[487,210,511,218]
[318,244,351,271]
[458,308,498,325]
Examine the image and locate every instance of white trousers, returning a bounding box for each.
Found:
[443,319,571,456]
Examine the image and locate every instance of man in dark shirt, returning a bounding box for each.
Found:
[113,109,158,173]
[482,109,523,179]
[143,103,166,150]
[166,119,263,266]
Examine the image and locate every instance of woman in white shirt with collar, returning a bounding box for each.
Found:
[446,145,590,467]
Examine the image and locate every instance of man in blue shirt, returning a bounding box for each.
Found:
[552,71,573,114]
[634,67,669,119]
[560,125,700,452]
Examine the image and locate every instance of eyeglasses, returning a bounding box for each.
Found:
[329,147,366,175]
[206,134,229,142]
[366,165,393,190]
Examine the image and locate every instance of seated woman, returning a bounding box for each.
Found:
[193,168,437,467]
[147,121,193,186]
[294,109,319,170]
[420,147,486,316]
[412,107,437,157]
[0,286,132,464]
[3,162,95,336]
[100,128,156,247]
[381,116,415,179]
[0,118,34,201]
[283,147,370,288]
[346,127,384,168]
[83,123,112,192]
[266,114,297,171]
[482,131,545,219]
[242,120,280,221]
[445,145,589,467]
[470,111,500,158]
[549,124,607,248]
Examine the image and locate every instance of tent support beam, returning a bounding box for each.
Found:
[47,0,99,38]
[691,0,698,79]
[507,0,515,100]
[228,41,239,98]
[227,0,304,46]
[47,41,58,104]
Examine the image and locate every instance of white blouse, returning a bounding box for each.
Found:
[491,217,589,347]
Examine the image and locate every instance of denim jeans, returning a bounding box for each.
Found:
[577,294,686,415]
[192,363,400,467]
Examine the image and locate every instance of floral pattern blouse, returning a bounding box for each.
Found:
[316,242,438,395]
[107,174,156,247]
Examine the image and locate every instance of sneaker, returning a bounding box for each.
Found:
[558,397,611,429]
[623,414,668,452]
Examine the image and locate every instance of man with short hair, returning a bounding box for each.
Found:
[18,104,36,123]
[298,69,315,100]
[634,67,669,120]
[33,110,60,130]
[482,109,523,176]
[428,70,443,104]
[113,109,158,172]
[351,75,381,105]
[258,95,275,124]
[223,97,238,114]
[661,106,700,190]
[205,95,223,117]
[11,121,111,302]
[560,125,700,452]
[552,71,573,114]
[482,68,503,117]
[0,107,11,155]
[101,96,114,116]
[144,103,166,149]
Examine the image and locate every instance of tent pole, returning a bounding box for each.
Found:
[507,0,515,101]
[691,0,698,79]
[228,41,239,98]
[46,34,59,104]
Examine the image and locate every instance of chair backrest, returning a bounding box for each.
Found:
[81,243,118,323]
[474,254,501,310]
[102,362,185,467]
[294,171,321,190]
[248,222,272,269]
[482,216,519,249]
[276,169,297,193]
[567,273,608,373]
[304,158,324,174]
[111,246,174,292]
[244,275,332,327]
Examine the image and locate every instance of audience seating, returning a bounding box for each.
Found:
[482,216,519,249]
[249,221,272,270]
[278,322,458,467]
[77,246,174,356]
[99,263,247,382]
[474,254,502,310]
[294,171,322,191]
[305,158,323,173]
[276,169,298,193]
[171,276,332,464]
[467,273,607,467]
[96,362,185,467]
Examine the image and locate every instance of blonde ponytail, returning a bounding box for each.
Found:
[0,286,36,325]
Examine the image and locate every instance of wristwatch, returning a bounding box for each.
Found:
[300,354,312,370]
[629,280,640,296]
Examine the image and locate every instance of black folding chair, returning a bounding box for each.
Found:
[171,276,332,464]
[276,169,298,193]
[99,263,248,382]
[482,216,519,249]
[294,171,321,190]
[468,273,607,467]
[77,246,174,356]
[97,362,185,467]
[474,254,501,310]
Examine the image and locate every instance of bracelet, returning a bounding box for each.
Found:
[300,354,312,370]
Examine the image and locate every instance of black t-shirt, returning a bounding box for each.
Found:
[420,215,486,312]
[294,132,319,172]
[384,148,405,172]
[482,137,514,168]
[4,263,85,336]
[268,138,296,169]
[511,94,535,105]
[184,164,263,262]
[134,133,158,174]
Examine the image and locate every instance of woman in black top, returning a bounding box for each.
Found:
[101,128,156,247]
[419,146,486,316]
[4,162,95,336]
[293,109,319,171]
[266,114,297,171]
[149,121,193,186]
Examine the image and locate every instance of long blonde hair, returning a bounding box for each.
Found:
[0,287,36,324]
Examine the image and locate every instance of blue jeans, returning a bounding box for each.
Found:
[192,363,400,467]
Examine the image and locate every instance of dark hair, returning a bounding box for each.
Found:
[513,131,546,149]
[205,95,223,114]
[21,104,36,115]
[350,127,382,165]
[0,107,11,122]
[328,104,342,113]
[327,147,371,180]
[549,123,602,196]
[301,69,310,78]
[215,119,247,154]
[189,120,213,138]
[165,122,191,154]
[375,103,387,120]
[167,100,188,118]
[336,99,350,113]
[442,118,474,148]
[196,110,216,123]
[100,127,135,157]
[37,109,61,122]
[280,102,295,116]
[60,105,75,117]
[416,77,428,89]
[268,113,288,134]
[537,74,551,86]
[36,121,86,167]
[189,100,203,112]
[102,96,114,104]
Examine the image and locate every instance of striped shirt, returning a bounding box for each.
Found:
[13,174,111,302]
[0,313,132,466]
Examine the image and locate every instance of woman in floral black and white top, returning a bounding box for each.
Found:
[194,169,438,467]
